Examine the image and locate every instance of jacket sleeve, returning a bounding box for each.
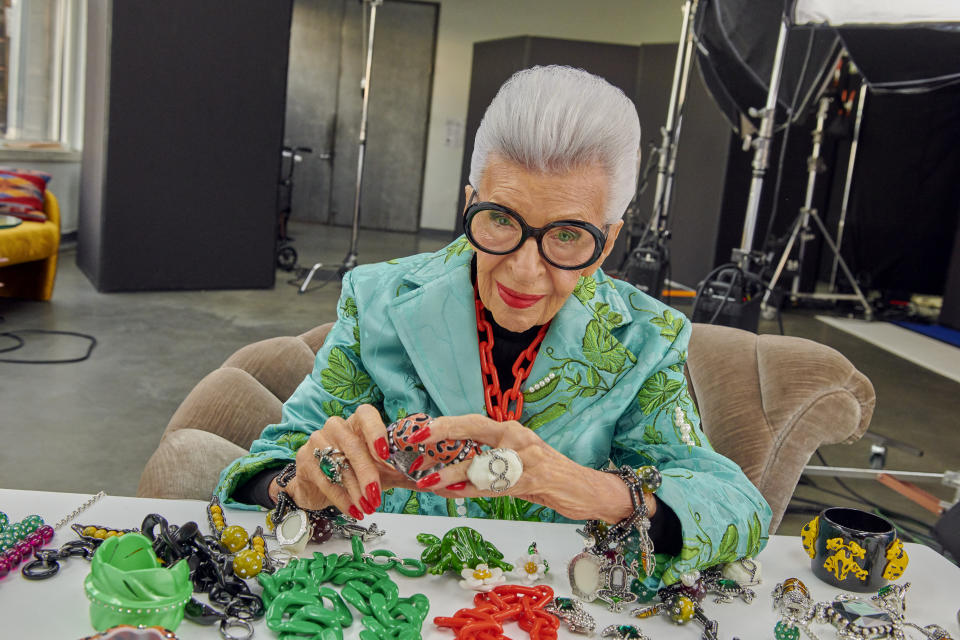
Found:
[214,271,384,509]
[611,315,772,586]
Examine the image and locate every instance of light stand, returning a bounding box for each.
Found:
[691,13,791,330]
[829,82,867,293]
[621,0,700,298]
[758,92,873,319]
[733,15,790,270]
[298,0,381,294]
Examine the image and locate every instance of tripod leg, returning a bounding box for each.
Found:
[761,214,804,314]
[298,262,325,295]
[808,210,873,320]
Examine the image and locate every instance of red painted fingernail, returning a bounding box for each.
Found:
[445,482,467,491]
[366,482,381,508]
[408,455,425,472]
[359,496,374,514]
[409,426,431,444]
[374,437,390,460]
[348,505,364,520]
[417,472,441,489]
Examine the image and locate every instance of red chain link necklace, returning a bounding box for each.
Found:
[475,288,550,422]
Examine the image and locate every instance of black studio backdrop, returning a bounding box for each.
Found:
[841,84,960,295]
[694,0,960,295]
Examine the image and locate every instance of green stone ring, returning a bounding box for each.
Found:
[313,447,350,485]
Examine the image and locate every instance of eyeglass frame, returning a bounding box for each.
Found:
[462,189,610,271]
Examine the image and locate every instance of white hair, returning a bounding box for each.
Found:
[469,65,641,224]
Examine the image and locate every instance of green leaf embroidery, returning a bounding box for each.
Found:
[396,407,408,420]
[586,367,602,387]
[523,402,568,431]
[573,276,596,303]
[668,363,683,374]
[402,491,420,515]
[746,512,764,557]
[649,309,685,341]
[582,319,627,373]
[444,237,471,263]
[714,524,740,564]
[642,424,667,445]
[678,544,700,561]
[636,371,684,415]
[472,499,493,516]
[348,325,362,357]
[319,347,372,401]
[275,432,309,452]
[341,297,358,319]
[321,399,345,418]
[522,373,561,403]
[607,311,623,327]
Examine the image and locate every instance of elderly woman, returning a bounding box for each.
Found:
[217,66,771,586]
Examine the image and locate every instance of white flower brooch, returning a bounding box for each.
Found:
[459,563,507,592]
[511,542,549,584]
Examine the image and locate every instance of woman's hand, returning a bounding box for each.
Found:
[270,404,416,518]
[410,414,655,523]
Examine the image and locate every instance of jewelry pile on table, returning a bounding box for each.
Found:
[772,578,955,640]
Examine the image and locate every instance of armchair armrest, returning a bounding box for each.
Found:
[686,323,875,532]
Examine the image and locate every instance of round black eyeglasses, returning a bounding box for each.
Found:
[463,199,609,270]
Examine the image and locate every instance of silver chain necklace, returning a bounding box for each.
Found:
[52,490,105,531]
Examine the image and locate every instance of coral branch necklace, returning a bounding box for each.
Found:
[475,289,550,422]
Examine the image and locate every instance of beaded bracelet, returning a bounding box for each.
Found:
[258,535,429,639]
[206,496,270,579]
[0,512,53,576]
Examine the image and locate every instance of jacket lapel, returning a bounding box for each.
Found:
[519,272,638,433]
[389,243,485,418]
[389,242,638,429]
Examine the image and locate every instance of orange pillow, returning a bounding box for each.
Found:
[0,167,51,222]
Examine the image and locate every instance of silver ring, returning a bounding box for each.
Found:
[313,446,350,485]
[267,548,294,568]
[467,448,522,493]
[220,617,254,640]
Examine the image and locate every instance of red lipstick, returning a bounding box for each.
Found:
[497,282,545,309]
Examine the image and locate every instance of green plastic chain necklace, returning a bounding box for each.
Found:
[258,535,428,640]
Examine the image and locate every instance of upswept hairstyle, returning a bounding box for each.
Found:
[469,65,641,224]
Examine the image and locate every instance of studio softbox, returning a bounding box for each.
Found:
[793,0,960,92]
[694,0,840,134]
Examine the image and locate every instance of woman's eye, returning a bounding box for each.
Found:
[493,215,512,226]
[556,229,578,243]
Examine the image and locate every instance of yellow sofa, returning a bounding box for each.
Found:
[0,190,60,301]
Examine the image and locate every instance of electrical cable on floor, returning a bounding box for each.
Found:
[788,495,934,542]
[0,316,97,364]
[800,465,937,533]
[814,450,893,509]
[789,449,956,562]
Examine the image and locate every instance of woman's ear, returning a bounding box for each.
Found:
[584,220,624,277]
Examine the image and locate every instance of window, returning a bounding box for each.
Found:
[1,0,85,150]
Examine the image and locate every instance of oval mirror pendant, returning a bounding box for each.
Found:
[569,551,604,602]
[275,509,310,554]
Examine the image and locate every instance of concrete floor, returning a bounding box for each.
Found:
[1,221,957,544]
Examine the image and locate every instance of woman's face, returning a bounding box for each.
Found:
[468,156,623,332]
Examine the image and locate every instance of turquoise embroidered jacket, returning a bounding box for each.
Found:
[216,237,772,585]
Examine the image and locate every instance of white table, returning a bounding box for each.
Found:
[1,489,957,639]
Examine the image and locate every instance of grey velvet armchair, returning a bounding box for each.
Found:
[138,322,875,532]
